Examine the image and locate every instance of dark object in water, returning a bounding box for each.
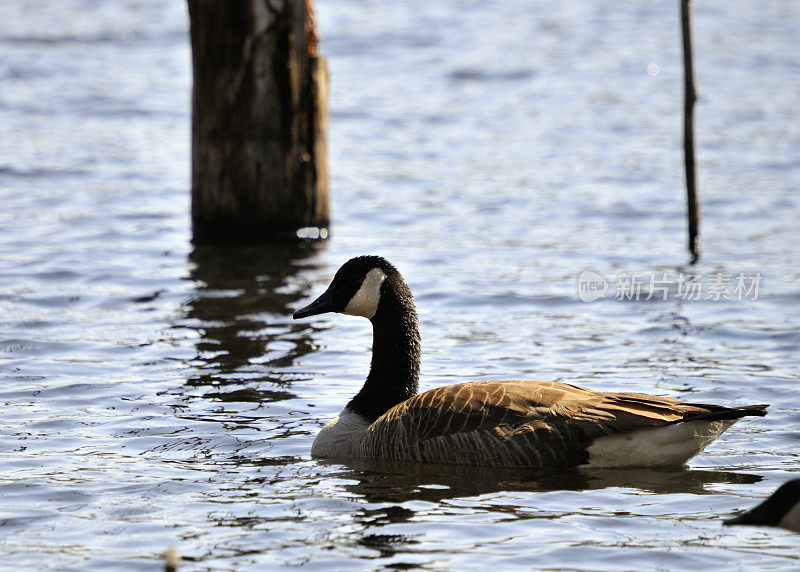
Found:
[724,479,800,532]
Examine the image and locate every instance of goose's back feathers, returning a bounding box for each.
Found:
[358,380,766,468]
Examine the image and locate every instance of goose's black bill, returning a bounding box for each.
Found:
[293,289,336,319]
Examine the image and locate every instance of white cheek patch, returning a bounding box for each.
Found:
[344,268,386,319]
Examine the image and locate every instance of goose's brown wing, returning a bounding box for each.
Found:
[364,380,765,468]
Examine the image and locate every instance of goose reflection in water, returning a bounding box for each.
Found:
[320,459,762,505]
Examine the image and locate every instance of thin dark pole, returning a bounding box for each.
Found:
[681,0,700,263]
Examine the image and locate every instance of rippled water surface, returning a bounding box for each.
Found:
[1,1,799,570]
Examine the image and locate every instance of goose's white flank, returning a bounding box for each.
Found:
[294,256,768,469]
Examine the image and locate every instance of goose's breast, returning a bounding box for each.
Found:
[311,409,371,458]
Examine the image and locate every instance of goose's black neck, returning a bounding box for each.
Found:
[346,275,420,423]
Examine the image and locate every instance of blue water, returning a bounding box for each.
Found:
[1,1,799,569]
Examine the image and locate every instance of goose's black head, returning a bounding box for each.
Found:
[293,256,403,321]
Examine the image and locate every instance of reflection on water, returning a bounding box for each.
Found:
[327,464,764,562]
[200,456,771,568]
[326,460,762,504]
[182,242,323,392]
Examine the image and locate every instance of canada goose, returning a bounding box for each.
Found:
[724,480,800,533]
[294,256,768,469]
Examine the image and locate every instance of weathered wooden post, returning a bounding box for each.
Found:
[188,0,329,243]
[681,0,700,262]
